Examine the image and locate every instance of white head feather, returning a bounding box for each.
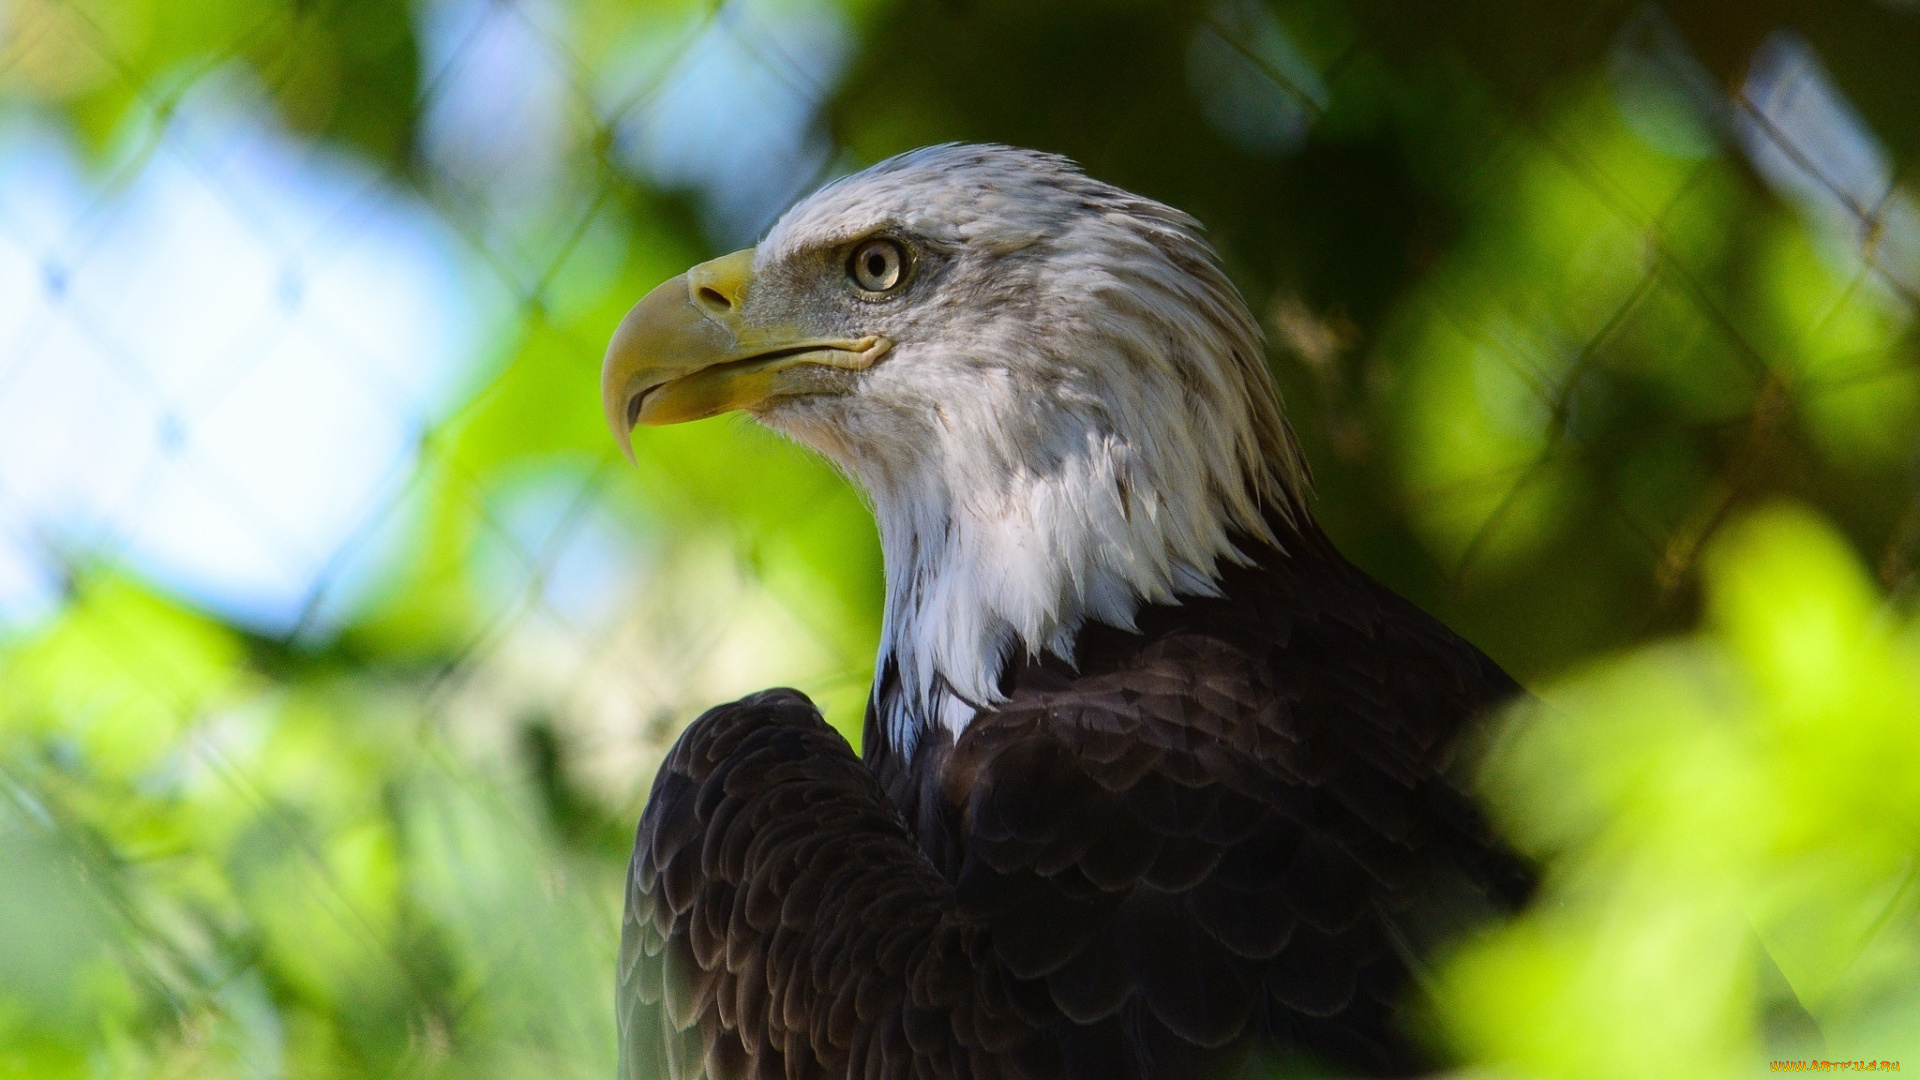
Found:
[743,145,1311,753]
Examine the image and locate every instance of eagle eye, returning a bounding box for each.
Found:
[848,238,906,294]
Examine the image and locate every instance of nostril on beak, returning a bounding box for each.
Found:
[696,286,731,312]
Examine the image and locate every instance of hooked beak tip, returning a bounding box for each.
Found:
[603,376,641,467]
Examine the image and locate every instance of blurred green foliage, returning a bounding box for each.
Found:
[3,0,1919,1075]
[1443,506,1920,1076]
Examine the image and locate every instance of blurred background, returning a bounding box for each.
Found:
[2,0,1918,1076]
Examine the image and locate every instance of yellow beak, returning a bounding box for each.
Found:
[600,248,891,461]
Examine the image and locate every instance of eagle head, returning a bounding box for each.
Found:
[603,144,1311,749]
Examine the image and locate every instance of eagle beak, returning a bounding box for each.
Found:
[601,248,892,462]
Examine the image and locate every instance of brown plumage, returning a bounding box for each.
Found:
[619,519,1529,1080]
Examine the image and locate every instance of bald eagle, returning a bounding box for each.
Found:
[602,145,1530,1080]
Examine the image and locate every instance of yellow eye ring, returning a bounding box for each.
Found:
[848,238,906,293]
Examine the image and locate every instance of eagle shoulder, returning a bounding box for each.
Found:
[620,689,1056,1080]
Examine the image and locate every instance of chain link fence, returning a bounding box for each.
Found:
[1,0,1916,1075]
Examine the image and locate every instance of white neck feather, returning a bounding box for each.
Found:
[850,334,1305,757]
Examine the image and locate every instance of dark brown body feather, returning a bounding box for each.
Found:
[619,523,1531,1080]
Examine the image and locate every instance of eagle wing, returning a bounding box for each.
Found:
[618,689,1054,1080]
